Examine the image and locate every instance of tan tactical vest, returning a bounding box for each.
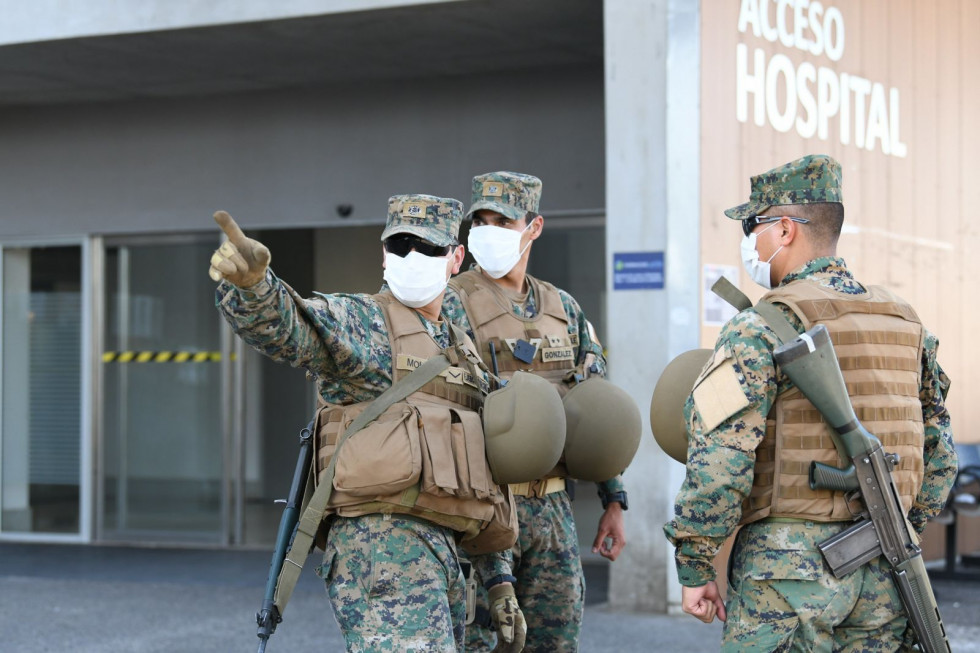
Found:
[313,292,510,545]
[741,281,926,525]
[450,270,584,480]
[449,269,579,391]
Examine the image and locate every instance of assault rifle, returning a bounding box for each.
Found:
[773,325,950,653]
[255,421,315,653]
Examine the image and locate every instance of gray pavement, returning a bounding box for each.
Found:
[0,542,977,652]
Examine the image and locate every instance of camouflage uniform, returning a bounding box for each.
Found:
[444,171,627,652]
[216,195,512,652]
[663,156,958,652]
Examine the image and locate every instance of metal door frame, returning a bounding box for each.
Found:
[0,236,92,543]
[96,233,243,546]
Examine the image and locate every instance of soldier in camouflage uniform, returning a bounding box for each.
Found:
[208,196,526,653]
[442,172,629,652]
[664,155,958,651]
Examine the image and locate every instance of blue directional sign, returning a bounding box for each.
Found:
[612,251,664,290]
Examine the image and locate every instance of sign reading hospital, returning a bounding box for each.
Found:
[736,0,907,157]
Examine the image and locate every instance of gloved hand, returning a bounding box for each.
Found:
[488,583,526,653]
[208,211,271,288]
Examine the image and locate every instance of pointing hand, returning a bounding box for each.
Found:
[208,211,271,288]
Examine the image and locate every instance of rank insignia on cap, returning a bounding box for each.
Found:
[402,202,426,218]
[482,181,504,197]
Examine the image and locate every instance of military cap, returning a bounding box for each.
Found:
[380,194,463,247]
[724,154,843,222]
[466,171,542,222]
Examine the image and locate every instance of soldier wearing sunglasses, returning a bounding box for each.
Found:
[664,155,957,651]
[209,195,527,652]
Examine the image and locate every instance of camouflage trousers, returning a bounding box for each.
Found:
[318,513,466,652]
[722,520,908,653]
[465,491,584,652]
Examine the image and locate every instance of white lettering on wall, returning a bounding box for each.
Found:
[738,0,844,60]
[736,0,903,156]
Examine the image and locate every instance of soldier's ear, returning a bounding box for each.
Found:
[450,245,465,274]
[779,217,800,244]
[528,215,544,240]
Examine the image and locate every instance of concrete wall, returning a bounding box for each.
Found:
[0,0,458,45]
[0,65,605,240]
[604,0,701,613]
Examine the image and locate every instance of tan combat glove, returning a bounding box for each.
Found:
[208,211,271,288]
[488,583,526,653]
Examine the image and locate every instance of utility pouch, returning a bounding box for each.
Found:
[418,406,493,501]
[332,403,422,497]
[459,483,519,555]
[460,559,477,625]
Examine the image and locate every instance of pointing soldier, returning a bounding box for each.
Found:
[663,155,958,650]
[209,196,528,652]
[443,172,635,652]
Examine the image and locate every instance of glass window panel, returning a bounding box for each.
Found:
[2,246,82,534]
[101,241,223,542]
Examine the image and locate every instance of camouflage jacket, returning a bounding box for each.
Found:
[442,269,626,495]
[215,269,513,578]
[663,257,957,587]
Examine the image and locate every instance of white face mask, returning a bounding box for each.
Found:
[740,222,783,290]
[383,250,451,308]
[467,223,532,279]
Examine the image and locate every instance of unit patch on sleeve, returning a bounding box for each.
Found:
[691,344,750,432]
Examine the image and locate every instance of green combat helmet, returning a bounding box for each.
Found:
[649,349,713,464]
[483,372,566,485]
[562,378,642,482]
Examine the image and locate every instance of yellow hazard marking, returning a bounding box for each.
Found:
[102,351,236,363]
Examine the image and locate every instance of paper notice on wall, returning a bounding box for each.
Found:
[703,264,739,326]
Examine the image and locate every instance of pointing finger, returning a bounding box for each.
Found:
[213,210,248,247]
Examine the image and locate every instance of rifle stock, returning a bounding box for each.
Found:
[773,325,950,653]
[256,421,315,653]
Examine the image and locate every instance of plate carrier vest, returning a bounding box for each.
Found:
[449,269,580,480]
[741,281,926,525]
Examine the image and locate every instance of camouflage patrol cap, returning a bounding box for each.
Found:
[466,171,542,222]
[380,194,463,247]
[724,154,843,222]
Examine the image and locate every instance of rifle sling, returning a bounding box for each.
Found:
[753,300,801,345]
[272,353,453,613]
[710,276,752,312]
[711,276,801,345]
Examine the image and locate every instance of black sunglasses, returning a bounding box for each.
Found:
[742,215,810,237]
[384,233,454,258]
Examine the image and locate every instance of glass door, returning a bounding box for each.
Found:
[100,236,228,543]
[1,244,84,537]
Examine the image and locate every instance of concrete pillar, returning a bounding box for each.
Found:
[604,0,700,612]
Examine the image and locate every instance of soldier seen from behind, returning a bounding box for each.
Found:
[209,195,528,652]
[663,155,958,651]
